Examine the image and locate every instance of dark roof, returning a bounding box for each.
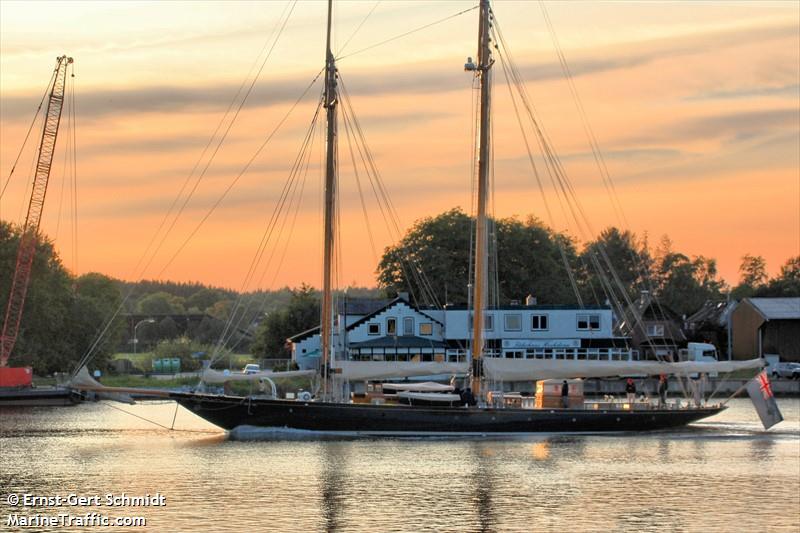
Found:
[685,300,732,327]
[288,325,320,343]
[629,293,682,321]
[337,298,392,316]
[350,335,447,349]
[431,304,611,311]
[345,297,444,332]
[747,297,800,320]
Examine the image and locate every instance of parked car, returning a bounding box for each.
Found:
[771,362,800,380]
[242,363,261,375]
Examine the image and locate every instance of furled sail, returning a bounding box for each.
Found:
[333,361,470,381]
[201,368,316,384]
[69,366,135,404]
[483,357,764,381]
[382,382,455,392]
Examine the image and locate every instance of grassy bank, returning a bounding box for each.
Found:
[112,352,257,373]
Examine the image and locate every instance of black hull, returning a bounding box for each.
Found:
[171,392,725,435]
[0,387,80,407]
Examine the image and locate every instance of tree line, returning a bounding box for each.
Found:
[1,211,797,374]
[377,208,798,317]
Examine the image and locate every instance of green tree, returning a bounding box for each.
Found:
[158,316,179,340]
[69,273,125,371]
[732,254,768,298]
[377,208,580,305]
[755,255,800,297]
[377,208,472,304]
[656,253,726,316]
[137,291,185,314]
[186,288,224,313]
[251,284,319,359]
[0,222,122,374]
[579,227,652,305]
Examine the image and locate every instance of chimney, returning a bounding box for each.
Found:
[398,291,409,302]
[525,294,537,306]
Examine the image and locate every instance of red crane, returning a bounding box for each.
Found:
[0,55,73,387]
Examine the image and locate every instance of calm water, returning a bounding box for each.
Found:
[1,398,798,532]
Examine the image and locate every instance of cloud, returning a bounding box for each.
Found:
[629,108,799,146]
[3,20,795,121]
[686,83,800,101]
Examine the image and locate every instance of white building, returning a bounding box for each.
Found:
[290,294,633,379]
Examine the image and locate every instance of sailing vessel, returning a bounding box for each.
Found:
[73,0,764,434]
[154,0,765,434]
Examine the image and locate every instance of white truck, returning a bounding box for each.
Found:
[679,342,721,377]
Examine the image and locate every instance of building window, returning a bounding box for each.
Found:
[577,314,600,330]
[419,322,433,336]
[531,314,548,330]
[504,313,522,331]
[646,324,665,337]
[403,317,414,336]
[387,318,397,336]
[467,313,493,330]
[368,323,380,335]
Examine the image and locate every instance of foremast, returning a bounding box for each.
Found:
[321,0,338,397]
[470,0,493,396]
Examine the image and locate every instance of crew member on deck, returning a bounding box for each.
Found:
[625,378,636,405]
[561,380,569,408]
[658,374,669,407]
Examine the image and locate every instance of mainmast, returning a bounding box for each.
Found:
[469,0,493,396]
[320,0,338,396]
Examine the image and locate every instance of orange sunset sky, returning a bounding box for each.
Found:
[1,0,798,293]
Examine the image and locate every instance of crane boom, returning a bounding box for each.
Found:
[1,55,73,368]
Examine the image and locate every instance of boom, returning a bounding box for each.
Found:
[1,55,73,367]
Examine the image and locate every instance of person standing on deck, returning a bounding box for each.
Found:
[658,374,669,407]
[625,378,637,405]
[561,380,569,408]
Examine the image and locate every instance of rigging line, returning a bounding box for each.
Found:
[100,401,210,433]
[225,120,316,355]
[337,1,381,56]
[72,70,323,376]
[539,2,628,229]
[144,1,298,282]
[494,21,656,350]
[535,5,669,328]
[342,102,378,263]
[213,99,322,359]
[53,87,71,243]
[214,97,322,358]
[210,98,323,363]
[344,90,442,310]
[153,70,319,280]
[538,3,670,327]
[339,90,438,311]
[495,42,583,306]
[340,91,435,309]
[0,68,58,203]
[128,0,296,283]
[73,2,298,370]
[337,78,433,307]
[336,4,479,60]
[70,64,79,276]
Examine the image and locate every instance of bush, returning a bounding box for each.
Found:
[149,337,222,372]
